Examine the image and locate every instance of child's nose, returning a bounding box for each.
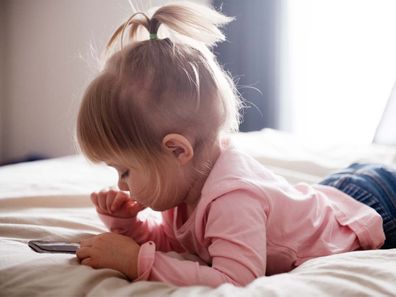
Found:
[118,179,129,191]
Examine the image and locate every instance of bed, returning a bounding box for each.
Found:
[1,128,396,297]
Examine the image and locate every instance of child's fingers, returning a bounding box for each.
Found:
[104,189,119,214]
[96,189,115,214]
[106,190,118,213]
[91,189,143,218]
[90,192,98,206]
[76,247,91,261]
[80,258,91,266]
[91,192,107,214]
[111,192,129,212]
[97,191,108,213]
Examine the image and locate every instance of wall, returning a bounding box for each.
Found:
[213,0,282,132]
[0,1,5,161]
[1,0,208,163]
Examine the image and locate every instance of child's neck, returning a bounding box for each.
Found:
[183,140,222,217]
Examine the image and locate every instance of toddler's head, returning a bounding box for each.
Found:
[77,2,241,210]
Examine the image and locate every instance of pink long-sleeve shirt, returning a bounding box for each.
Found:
[99,145,385,287]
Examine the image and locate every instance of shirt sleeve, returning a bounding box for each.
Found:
[136,191,268,287]
[98,209,184,253]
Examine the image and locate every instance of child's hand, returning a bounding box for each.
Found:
[90,189,145,218]
[77,232,139,280]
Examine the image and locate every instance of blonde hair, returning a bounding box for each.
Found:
[77,1,242,173]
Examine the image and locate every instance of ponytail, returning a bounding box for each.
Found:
[106,2,234,51]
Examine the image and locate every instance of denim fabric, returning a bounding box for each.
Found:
[319,163,396,249]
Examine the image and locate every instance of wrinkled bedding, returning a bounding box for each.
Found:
[1,129,396,297]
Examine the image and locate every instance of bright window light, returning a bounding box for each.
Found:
[280,0,396,145]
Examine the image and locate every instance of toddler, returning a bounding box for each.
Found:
[76,1,396,287]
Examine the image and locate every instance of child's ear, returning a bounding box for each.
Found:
[162,134,194,165]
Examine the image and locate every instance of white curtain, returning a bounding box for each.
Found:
[279,0,396,145]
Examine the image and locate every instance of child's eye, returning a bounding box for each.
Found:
[121,170,129,179]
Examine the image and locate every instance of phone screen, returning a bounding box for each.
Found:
[28,240,80,254]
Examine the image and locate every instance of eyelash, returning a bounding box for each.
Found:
[121,170,129,179]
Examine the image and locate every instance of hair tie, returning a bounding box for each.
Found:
[149,33,158,40]
[149,18,160,41]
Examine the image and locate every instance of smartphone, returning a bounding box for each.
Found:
[28,240,80,254]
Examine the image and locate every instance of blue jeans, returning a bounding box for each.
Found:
[319,163,396,249]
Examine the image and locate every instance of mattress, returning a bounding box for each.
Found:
[1,129,396,297]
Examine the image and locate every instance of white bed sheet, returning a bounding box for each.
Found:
[1,129,396,297]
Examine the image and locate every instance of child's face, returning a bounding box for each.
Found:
[106,156,191,211]
[108,160,147,199]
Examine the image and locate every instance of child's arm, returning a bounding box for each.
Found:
[136,192,268,287]
[92,190,184,252]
